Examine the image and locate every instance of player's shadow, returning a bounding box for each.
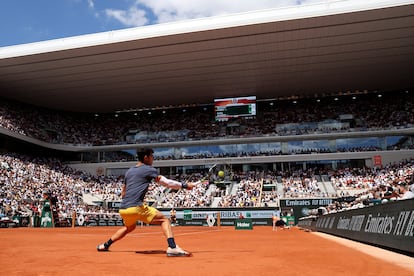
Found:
[135,250,166,254]
[110,249,249,255]
[135,250,222,255]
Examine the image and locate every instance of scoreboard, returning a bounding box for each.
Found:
[214,96,256,121]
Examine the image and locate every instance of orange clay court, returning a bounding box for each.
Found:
[0,226,413,276]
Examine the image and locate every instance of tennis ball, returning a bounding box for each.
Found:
[218,170,225,178]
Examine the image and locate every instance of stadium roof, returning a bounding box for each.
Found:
[0,0,414,113]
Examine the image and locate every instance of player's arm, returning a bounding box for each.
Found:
[156,175,195,190]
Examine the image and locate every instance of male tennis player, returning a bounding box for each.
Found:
[97,147,196,256]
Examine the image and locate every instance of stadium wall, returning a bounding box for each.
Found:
[297,199,414,255]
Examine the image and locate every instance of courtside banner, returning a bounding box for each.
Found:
[167,210,274,220]
[297,216,318,231]
[314,199,414,254]
[73,213,124,226]
[166,209,273,226]
[72,208,277,227]
[279,198,335,224]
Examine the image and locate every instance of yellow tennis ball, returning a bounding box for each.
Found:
[218,170,225,178]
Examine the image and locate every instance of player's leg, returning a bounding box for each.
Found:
[97,224,136,251]
[97,207,138,251]
[149,208,191,257]
[110,224,137,242]
[151,211,174,238]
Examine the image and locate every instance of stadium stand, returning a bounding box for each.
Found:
[0,1,413,231]
[0,90,412,147]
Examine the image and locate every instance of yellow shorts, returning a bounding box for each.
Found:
[119,205,158,226]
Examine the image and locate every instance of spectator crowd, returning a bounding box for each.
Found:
[0,90,412,146]
[0,90,413,224]
[1,152,412,224]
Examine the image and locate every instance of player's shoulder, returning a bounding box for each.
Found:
[141,164,157,174]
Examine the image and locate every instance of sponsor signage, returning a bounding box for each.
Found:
[74,213,124,227]
[280,198,334,224]
[235,219,253,230]
[72,208,285,227]
[174,210,274,220]
[299,199,414,254]
[281,199,334,207]
[183,210,193,220]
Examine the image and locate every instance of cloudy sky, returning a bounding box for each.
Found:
[0,0,334,47]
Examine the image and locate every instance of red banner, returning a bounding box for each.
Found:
[373,155,382,167]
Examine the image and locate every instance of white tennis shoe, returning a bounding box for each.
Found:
[166,245,191,257]
[96,243,109,252]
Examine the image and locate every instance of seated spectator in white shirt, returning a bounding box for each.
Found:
[397,182,414,200]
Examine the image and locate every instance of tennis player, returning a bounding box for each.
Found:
[97,147,196,256]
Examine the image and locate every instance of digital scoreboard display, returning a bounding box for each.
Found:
[214,96,256,121]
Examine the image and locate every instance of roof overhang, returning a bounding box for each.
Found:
[1,0,413,112]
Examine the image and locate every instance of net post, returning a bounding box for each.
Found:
[217,211,221,229]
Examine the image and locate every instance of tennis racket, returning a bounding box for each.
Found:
[189,163,218,186]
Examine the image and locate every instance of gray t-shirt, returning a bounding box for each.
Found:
[120,164,158,209]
